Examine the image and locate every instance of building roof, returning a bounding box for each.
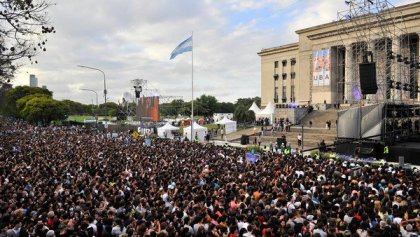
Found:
[257,42,299,56]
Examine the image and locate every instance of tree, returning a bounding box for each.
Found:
[0,0,55,82]
[20,96,67,124]
[97,102,118,116]
[235,97,261,109]
[16,92,50,114]
[4,85,52,116]
[179,101,191,116]
[61,100,92,115]
[218,102,235,113]
[0,82,12,114]
[195,94,219,117]
[160,99,184,117]
[233,97,261,123]
[234,104,255,123]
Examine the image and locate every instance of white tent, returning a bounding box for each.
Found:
[249,101,261,113]
[184,122,208,142]
[215,117,237,134]
[256,102,275,124]
[157,122,179,139]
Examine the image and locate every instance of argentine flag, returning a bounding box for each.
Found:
[170,36,192,60]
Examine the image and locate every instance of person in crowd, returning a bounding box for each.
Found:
[0,118,418,237]
[297,133,302,147]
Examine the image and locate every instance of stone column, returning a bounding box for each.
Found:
[344,44,353,103]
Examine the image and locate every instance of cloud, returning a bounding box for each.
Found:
[226,0,296,11]
[12,0,417,105]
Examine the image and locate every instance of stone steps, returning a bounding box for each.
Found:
[299,110,338,128]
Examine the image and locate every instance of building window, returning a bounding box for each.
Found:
[274,61,279,75]
[274,86,279,103]
[282,73,287,80]
[291,85,295,102]
[282,86,287,103]
[282,60,287,66]
[291,58,296,79]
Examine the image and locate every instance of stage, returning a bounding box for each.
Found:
[387,135,420,166]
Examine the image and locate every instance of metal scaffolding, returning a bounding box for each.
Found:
[336,0,417,104]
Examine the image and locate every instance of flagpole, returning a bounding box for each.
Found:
[191,31,194,141]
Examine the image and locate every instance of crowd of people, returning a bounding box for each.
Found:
[0,119,419,237]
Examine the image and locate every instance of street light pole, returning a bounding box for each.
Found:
[77,65,107,104]
[80,88,98,108]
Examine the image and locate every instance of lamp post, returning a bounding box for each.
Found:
[80,88,98,127]
[80,88,98,108]
[77,65,107,104]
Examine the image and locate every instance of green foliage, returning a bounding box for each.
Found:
[309,151,330,159]
[160,99,184,117]
[4,86,53,116]
[195,94,219,117]
[20,97,68,125]
[233,97,260,123]
[66,115,95,122]
[108,108,117,117]
[234,104,255,123]
[98,102,118,116]
[236,97,261,109]
[0,83,12,115]
[218,102,235,113]
[61,100,92,115]
[246,145,264,153]
[16,93,51,115]
[160,95,260,121]
[180,101,192,116]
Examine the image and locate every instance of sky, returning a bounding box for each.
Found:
[13,0,418,105]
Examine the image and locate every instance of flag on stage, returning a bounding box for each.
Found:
[170,36,192,60]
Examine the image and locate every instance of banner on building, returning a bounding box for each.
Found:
[312,49,331,87]
[136,96,160,122]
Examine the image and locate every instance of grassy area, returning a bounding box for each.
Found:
[66,115,95,122]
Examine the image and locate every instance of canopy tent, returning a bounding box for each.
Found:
[249,101,261,113]
[256,101,275,124]
[184,122,208,142]
[215,117,237,134]
[157,122,179,139]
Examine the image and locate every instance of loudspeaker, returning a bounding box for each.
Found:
[359,63,378,94]
[241,135,249,145]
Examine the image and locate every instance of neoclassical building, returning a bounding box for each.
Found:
[258,1,420,107]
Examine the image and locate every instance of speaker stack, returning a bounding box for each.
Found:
[359,62,378,95]
[241,135,249,145]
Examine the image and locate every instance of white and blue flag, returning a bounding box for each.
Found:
[170,36,192,60]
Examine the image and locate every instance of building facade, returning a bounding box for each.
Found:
[258,1,420,107]
[29,74,38,87]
